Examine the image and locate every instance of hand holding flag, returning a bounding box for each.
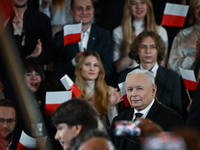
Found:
[17,131,47,150]
[60,74,81,98]
[118,82,130,107]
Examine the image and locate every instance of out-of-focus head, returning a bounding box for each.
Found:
[124,0,154,22]
[69,129,115,150]
[12,0,28,8]
[0,99,17,141]
[52,99,98,150]
[125,69,156,111]
[189,0,200,25]
[131,30,165,64]
[75,51,104,82]
[70,0,94,25]
[24,59,45,92]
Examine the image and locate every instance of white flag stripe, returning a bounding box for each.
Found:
[179,67,196,82]
[164,3,189,16]
[64,22,82,35]
[19,131,36,148]
[46,91,72,104]
[60,74,74,90]
[118,82,126,96]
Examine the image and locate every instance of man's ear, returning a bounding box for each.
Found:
[74,124,82,135]
[152,84,157,97]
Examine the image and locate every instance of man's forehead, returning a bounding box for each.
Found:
[0,107,16,115]
[74,0,93,7]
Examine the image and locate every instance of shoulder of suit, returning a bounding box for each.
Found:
[158,66,179,77]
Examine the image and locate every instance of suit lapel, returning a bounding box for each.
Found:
[87,25,96,50]
[146,100,160,122]
[155,66,167,100]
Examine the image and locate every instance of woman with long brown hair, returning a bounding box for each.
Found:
[113,0,168,73]
[75,51,122,127]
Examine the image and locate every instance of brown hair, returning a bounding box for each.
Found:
[75,51,110,116]
[131,30,165,64]
[189,0,199,24]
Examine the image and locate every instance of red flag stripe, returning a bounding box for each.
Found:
[64,33,81,46]
[123,94,130,107]
[45,104,61,116]
[17,142,35,150]
[70,84,81,98]
[161,14,186,27]
[183,79,198,91]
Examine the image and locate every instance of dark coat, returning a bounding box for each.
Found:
[109,100,184,150]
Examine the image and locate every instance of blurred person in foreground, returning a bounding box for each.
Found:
[69,129,115,150]
[52,98,101,150]
[109,69,183,150]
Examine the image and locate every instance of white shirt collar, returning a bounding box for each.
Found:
[132,98,155,120]
[140,63,159,78]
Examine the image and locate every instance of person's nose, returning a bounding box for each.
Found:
[31,74,37,80]
[131,89,138,97]
[146,47,151,54]
[55,131,60,140]
[90,65,94,70]
[2,121,9,128]
[136,3,142,8]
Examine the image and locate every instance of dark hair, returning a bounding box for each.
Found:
[131,30,165,64]
[0,99,16,115]
[52,98,98,132]
[70,0,94,10]
[24,59,45,81]
[69,129,111,150]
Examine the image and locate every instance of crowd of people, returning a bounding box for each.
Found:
[1,0,200,149]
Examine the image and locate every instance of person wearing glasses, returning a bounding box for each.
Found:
[0,99,17,150]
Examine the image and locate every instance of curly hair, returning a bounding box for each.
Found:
[131,30,165,64]
[75,51,110,116]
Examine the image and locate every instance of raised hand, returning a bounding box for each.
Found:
[109,88,123,107]
[26,39,42,59]
[12,7,25,35]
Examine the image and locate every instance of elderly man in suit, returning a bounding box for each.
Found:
[109,69,183,150]
[54,0,112,82]
[118,30,182,115]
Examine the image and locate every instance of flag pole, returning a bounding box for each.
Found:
[186,89,191,101]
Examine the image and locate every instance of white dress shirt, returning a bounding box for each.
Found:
[140,63,159,78]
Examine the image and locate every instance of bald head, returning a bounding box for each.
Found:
[78,137,115,150]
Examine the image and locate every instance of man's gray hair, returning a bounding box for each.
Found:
[125,69,155,85]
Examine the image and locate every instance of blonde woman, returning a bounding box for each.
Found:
[75,51,122,127]
[113,0,168,72]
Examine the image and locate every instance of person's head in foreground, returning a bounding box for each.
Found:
[69,129,115,150]
[131,30,165,65]
[51,98,98,150]
[0,99,17,148]
[125,69,157,111]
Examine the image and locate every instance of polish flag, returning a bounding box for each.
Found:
[179,67,198,91]
[63,22,82,46]
[118,82,130,107]
[60,74,81,98]
[17,131,47,150]
[45,91,72,116]
[161,3,189,27]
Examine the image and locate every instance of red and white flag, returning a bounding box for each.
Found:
[45,91,72,116]
[16,131,47,150]
[60,74,81,98]
[118,82,130,107]
[179,67,198,91]
[63,22,82,46]
[161,3,189,27]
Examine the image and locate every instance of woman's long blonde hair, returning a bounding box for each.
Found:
[75,51,110,116]
[120,0,158,57]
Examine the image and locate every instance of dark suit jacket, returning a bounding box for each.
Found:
[109,100,184,150]
[118,65,182,115]
[54,25,112,81]
[185,82,200,133]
